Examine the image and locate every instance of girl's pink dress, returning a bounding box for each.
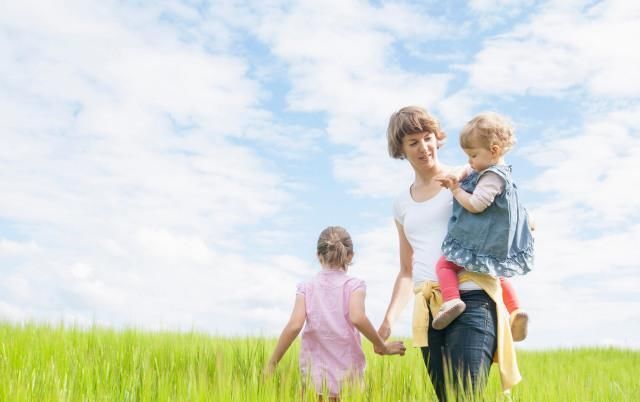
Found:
[296,269,366,396]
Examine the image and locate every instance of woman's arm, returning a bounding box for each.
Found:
[349,289,406,356]
[378,220,414,341]
[265,295,306,373]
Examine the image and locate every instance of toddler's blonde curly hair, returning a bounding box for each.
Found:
[460,112,516,154]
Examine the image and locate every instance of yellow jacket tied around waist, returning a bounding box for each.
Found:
[412,272,521,392]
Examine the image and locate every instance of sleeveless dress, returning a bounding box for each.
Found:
[441,164,534,277]
[297,269,366,396]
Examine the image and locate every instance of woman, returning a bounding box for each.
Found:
[377,106,520,401]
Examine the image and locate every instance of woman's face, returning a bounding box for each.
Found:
[401,132,439,171]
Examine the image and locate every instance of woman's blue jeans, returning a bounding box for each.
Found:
[420,290,498,401]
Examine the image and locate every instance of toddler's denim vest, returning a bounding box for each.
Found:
[441,164,534,277]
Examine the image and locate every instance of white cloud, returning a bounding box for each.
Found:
[469,0,535,11]
[466,0,640,97]
[253,1,453,148]
[0,1,308,332]
[511,105,640,348]
[134,228,215,264]
[436,89,479,129]
[0,1,302,235]
[0,302,25,322]
[222,1,457,198]
[0,237,318,335]
[468,0,536,29]
[0,239,40,255]
[523,105,640,227]
[331,137,412,197]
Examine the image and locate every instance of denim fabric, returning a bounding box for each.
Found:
[421,290,497,402]
[441,164,534,278]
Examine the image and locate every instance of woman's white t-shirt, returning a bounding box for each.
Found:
[393,187,482,290]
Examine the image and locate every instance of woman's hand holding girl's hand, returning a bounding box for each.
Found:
[374,341,406,356]
[378,321,391,341]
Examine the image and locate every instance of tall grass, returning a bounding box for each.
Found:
[1,321,637,401]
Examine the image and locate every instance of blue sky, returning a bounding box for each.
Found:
[1,0,639,349]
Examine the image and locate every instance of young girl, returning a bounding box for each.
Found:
[432,112,534,342]
[265,226,405,400]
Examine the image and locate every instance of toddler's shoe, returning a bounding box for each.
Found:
[510,309,529,342]
[432,299,466,330]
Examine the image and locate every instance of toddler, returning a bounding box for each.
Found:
[433,112,534,342]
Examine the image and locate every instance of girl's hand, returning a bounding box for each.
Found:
[387,341,406,356]
[375,341,406,356]
[263,361,277,377]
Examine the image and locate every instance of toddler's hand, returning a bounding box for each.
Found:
[434,174,460,191]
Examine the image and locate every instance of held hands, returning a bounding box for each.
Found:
[374,341,406,356]
[375,321,406,356]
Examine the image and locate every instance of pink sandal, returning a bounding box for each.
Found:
[432,299,466,330]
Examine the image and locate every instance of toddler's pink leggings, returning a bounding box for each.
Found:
[436,255,520,313]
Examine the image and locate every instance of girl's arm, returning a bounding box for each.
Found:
[265,294,306,373]
[378,220,414,340]
[349,289,406,356]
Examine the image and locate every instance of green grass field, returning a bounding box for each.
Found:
[1,322,638,401]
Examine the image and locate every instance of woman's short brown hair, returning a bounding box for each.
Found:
[387,106,446,159]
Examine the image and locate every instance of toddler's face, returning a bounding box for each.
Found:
[463,145,498,171]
